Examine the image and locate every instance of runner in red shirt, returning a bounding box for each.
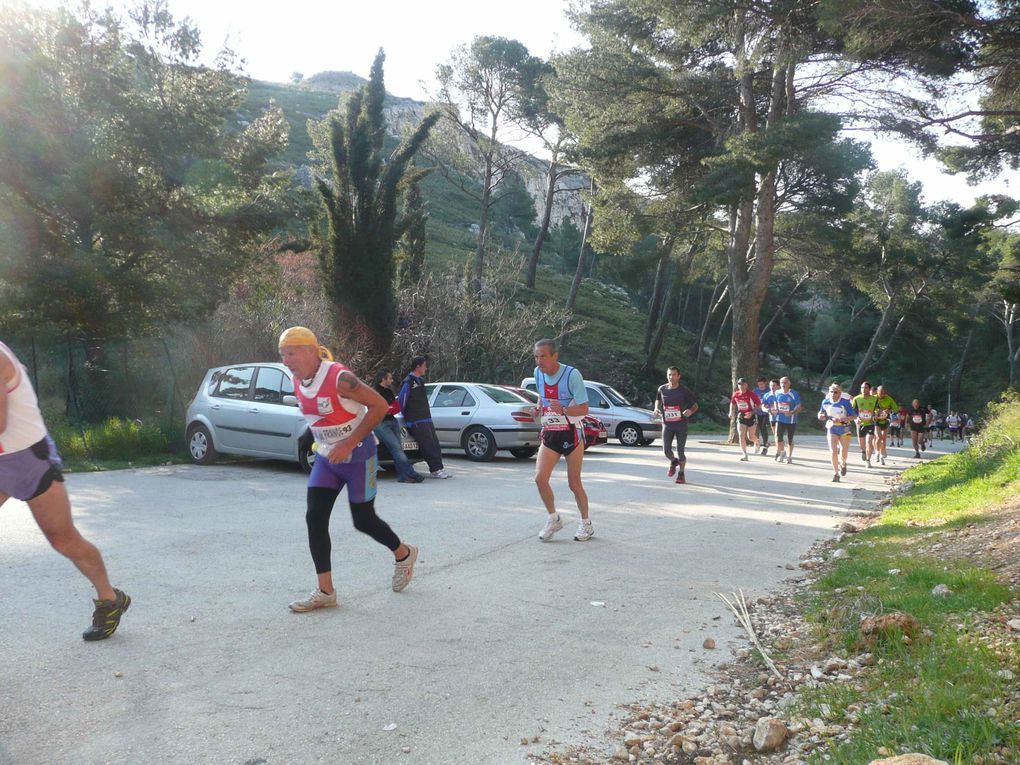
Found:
[729,378,762,461]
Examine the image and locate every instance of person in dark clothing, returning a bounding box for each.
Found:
[397,356,451,479]
[653,367,699,484]
[373,370,425,483]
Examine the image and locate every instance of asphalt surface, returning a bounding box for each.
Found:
[0,435,963,765]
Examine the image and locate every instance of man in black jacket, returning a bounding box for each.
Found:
[397,357,451,479]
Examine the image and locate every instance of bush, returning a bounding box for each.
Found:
[51,418,178,462]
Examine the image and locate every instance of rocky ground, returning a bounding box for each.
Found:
[533,481,1020,765]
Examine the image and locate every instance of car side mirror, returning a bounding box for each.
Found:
[283,395,298,407]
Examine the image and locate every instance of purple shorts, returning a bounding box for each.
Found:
[306,438,377,503]
[0,435,64,501]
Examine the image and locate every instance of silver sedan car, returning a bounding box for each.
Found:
[422,382,541,461]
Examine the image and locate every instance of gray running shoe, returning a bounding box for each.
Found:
[289,589,337,613]
[832,473,840,482]
[430,469,452,479]
[539,513,563,541]
[574,519,595,542]
[392,545,418,592]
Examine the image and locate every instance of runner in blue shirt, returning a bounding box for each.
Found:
[772,376,802,464]
[818,382,857,482]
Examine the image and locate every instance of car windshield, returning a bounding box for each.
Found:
[479,385,531,404]
[601,386,631,406]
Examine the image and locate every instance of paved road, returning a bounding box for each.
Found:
[0,435,962,765]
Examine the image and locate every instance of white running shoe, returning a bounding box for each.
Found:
[392,545,418,592]
[785,457,793,465]
[539,513,563,542]
[574,519,595,542]
[289,589,338,613]
[739,455,749,462]
[430,469,452,479]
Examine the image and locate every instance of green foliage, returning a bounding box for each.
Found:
[311,50,439,362]
[51,417,181,469]
[0,2,293,344]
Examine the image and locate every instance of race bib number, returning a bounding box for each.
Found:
[825,405,844,421]
[312,421,356,445]
[860,409,874,421]
[663,406,684,422]
[777,401,791,413]
[541,408,570,431]
[737,400,750,412]
[912,415,923,424]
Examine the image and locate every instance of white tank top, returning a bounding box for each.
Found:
[0,341,47,454]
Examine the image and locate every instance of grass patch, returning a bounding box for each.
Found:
[50,418,186,472]
[798,392,1020,763]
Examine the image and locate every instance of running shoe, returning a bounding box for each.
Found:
[539,513,563,542]
[921,442,926,452]
[675,472,686,484]
[832,473,840,482]
[739,455,749,462]
[574,519,595,541]
[392,545,418,592]
[288,589,337,613]
[861,453,867,462]
[866,458,872,468]
[667,460,678,477]
[914,451,921,458]
[840,463,847,476]
[82,588,131,641]
[785,457,793,465]
[761,446,768,456]
[430,469,452,479]
[880,455,886,465]
[398,473,426,483]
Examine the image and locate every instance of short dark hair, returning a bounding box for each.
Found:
[667,366,680,375]
[770,378,780,386]
[410,355,427,373]
[534,338,557,354]
[756,375,767,383]
[374,369,391,385]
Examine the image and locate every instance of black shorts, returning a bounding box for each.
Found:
[890,425,901,434]
[541,426,581,456]
[858,424,875,437]
[776,422,796,442]
[738,415,756,428]
[875,420,890,431]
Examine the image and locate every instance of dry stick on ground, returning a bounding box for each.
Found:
[717,590,784,680]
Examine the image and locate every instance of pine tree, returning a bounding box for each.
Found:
[313,50,439,364]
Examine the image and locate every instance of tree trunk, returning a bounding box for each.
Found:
[525,152,559,289]
[644,243,672,354]
[643,266,678,374]
[950,327,973,407]
[560,183,595,352]
[705,304,732,390]
[758,271,810,359]
[472,128,498,296]
[1006,302,1019,389]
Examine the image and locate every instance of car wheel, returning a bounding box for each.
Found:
[298,434,315,474]
[463,426,497,461]
[617,422,642,447]
[187,424,217,465]
[509,446,538,459]
[639,438,656,447]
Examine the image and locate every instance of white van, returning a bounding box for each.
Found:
[520,377,660,446]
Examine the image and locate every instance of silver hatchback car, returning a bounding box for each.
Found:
[422,382,541,461]
[185,362,418,472]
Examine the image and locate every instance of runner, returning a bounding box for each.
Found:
[818,382,857,482]
[531,339,593,542]
[927,405,938,447]
[851,382,879,467]
[0,340,130,640]
[873,385,898,465]
[772,376,802,464]
[947,411,961,443]
[936,410,947,441]
[907,399,928,458]
[278,327,419,612]
[653,367,699,484]
[729,378,762,461]
[896,404,910,447]
[754,376,772,455]
[889,408,902,449]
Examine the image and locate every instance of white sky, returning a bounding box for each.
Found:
[12,0,1018,208]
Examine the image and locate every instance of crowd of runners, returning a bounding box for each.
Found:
[1,330,973,639]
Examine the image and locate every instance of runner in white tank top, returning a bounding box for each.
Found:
[0,341,130,641]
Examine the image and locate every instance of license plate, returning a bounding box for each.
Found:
[402,441,416,451]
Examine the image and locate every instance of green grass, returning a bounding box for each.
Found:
[50,418,186,472]
[799,391,1020,764]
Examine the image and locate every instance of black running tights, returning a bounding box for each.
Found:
[306,487,400,574]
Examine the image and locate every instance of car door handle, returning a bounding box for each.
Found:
[248,408,260,413]
[210,403,221,410]
[461,411,470,415]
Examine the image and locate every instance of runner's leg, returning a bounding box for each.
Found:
[534,445,562,515]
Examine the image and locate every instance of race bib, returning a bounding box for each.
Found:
[912,415,923,424]
[316,397,334,415]
[312,421,356,445]
[663,406,684,422]
[737,400,750,412]
[777,402,791,413]
[860,409,874,421]
[541,408,570,431]
[825,405,844,420]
